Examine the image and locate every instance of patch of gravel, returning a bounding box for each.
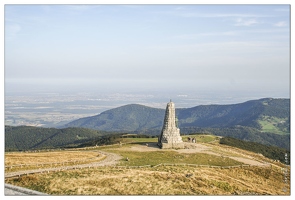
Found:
[5,183,48,195]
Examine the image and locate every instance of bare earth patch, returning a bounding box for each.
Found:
[227,157,266,166]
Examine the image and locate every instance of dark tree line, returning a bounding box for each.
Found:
[220,137,290,164]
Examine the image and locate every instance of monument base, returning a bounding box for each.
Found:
[159,142,184,149]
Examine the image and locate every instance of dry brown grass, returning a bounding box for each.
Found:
[6,165,290,195]
[5,137,290,195]
[5,151,105,172]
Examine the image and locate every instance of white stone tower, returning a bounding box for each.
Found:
[158,100,184,149]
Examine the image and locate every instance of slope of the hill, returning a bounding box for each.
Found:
[63,104,165,132]
[63,98,290,134]
[5,126,112,151]
[178,98,289,130]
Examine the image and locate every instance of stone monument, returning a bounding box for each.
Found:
[158,100,184,149]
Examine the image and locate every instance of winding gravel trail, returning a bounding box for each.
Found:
[5,151,122,179]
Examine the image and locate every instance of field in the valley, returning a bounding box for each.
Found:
[5,135,290,195]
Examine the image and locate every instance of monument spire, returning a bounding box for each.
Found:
[158,100,184,149]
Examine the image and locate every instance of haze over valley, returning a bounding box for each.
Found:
[5,82,289,127]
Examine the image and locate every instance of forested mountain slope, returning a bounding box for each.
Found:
[63,104,165,132]
[5,126,111,151]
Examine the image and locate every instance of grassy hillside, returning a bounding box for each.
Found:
[220,137,290,163]
[5,151,106,173]
[258,116,289,134]
[6,165,289,195]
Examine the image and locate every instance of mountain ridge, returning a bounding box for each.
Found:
[63,98,290,134]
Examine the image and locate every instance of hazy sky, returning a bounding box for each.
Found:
[4,4,290,96]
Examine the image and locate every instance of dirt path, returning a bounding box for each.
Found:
[5,151,122,179]
[5,142,270,179]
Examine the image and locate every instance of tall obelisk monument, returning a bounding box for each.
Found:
[158,100,184,149]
